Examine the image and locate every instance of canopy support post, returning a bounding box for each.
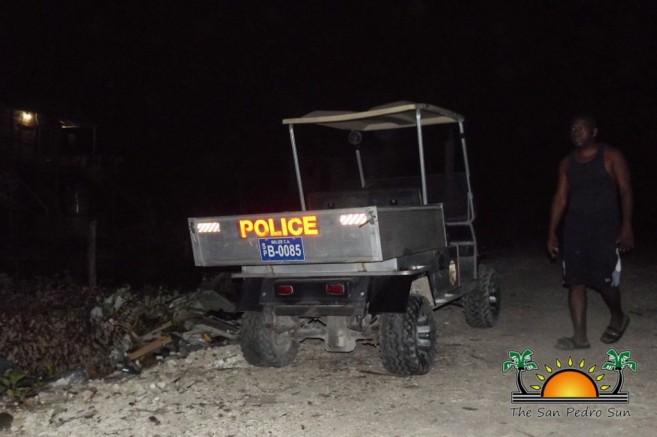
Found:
[356,148,366,188]
[288,124,306,211]
[415,109,428,205]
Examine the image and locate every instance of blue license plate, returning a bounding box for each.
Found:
[259,237,305,262]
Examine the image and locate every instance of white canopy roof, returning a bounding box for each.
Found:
[282,101,464,131]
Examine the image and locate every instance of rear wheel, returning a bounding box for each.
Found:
[379,295,437,375]
[240,311,299,367]
[462,264,500,328]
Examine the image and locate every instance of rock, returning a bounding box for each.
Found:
[49,366,89,388]
[214,354,246,369]
[0,412,13,431]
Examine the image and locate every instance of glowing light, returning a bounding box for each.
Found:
[21,111,33,125]
[197,222,221,233]
[239,216,318,238]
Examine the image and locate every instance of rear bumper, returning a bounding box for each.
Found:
[238,274,418,314]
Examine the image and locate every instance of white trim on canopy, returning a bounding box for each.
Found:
[282,101,464,131]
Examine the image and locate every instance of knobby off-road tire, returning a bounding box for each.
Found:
[239,311,299,368]
[379,295,438,376]
[462,264,500,328]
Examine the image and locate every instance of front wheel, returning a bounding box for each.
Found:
[239,311,299,367]
[379,295,438,375]
[462,264,500,328]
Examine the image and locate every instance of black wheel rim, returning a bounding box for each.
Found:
[488,276,500,315]
[416,311,433,352]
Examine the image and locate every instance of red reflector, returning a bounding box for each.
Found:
[326,283,345,295]
[276,285,294,295]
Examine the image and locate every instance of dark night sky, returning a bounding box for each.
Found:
[2,1,656,251]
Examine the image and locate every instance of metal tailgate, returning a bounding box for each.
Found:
[188,205,445,266]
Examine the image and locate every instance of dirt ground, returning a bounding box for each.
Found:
[2,245,656,436]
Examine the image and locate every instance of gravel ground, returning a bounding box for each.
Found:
[2,247,656,436]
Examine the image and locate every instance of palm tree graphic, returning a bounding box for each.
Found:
[601,348,637,395]
[503,348,538,394]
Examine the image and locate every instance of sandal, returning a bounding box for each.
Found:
[600,315,630,344]
[555,337,591,350]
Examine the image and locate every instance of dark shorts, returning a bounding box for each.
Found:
[562,232,620,291]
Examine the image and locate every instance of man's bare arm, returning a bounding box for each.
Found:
[609,148,634,250]
[547,157,569,256]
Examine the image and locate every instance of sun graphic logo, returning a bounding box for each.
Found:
[503,348,637,404]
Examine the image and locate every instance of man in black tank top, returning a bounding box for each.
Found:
[547,115,634,350]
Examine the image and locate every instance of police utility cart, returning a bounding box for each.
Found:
[188,102,500,375]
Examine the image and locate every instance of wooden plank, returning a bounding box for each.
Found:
[140,321,173,341]
[127,336,172,361]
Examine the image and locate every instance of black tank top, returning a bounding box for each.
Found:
[565,145,620,232]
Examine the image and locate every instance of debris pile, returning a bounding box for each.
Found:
[0,273,110,379]
[0,272,240,403]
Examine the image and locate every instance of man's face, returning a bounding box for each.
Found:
[570,119,597,147]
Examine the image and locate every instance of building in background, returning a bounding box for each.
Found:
[0,103,110,283]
